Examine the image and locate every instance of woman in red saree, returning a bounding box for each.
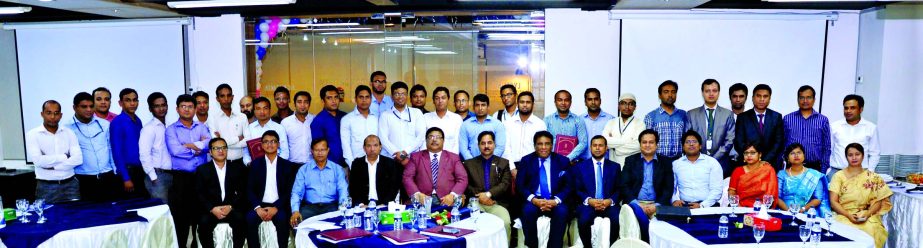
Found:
[728,142,780,208]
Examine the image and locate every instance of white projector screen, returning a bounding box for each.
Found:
[16,22,187,159]
[620,19,827,115]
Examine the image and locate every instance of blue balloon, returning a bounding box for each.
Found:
[256,47,266,60]
[290,18,300,24]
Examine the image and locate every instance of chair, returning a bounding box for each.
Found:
[569,217,612,248]
[514,216,551,248]
[618,204,640,240]
[197,223,234,248]
[258,220,280,248]
[719,177,730,207]
[609,238,651,248]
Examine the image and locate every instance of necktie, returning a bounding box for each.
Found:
[483,158,491,190]
[539,158,550,199]
[431,153,439,191]
[757,113,765,132]
[706,108,715,138]
[595,161,604,199]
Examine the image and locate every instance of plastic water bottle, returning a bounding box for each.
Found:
[352,207,362,228]
[718,215,729,238]
[806,208,817,220]
[810,219,823,245]
[417,207,428,230]
[345,208,355,228]
[364,208,374,231]
[450,205,461,223]
[753,199,762,212]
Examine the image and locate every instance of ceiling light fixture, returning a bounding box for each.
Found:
[0,7,32,14]
[303,27,373,32]
[416,51,456,55]
[480,27,544,31]
[473,19,545,23]
[167,0,296,9]
[285,23,360,28]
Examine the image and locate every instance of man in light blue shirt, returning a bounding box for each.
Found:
[67,92,119,202]
[341,85,380,167]
[290,138,349,223]
[581,88,615,160]
[369,71,394,116]
[459,94,506,159]
[544,90,588,163]
[671,130,723,208]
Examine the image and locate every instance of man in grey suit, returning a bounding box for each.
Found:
[688,79,736,178]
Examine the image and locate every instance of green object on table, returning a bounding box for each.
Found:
[379,211,411,224]
[3,208,14,221]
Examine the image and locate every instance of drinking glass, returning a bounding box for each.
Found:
[468,197,480,222]
[339,200,350,226]
[799,225,811,247]
[823,213,835,237]
[729,195,740,217]
[33,199,46,224]
[753,223,766,247]
[409,208,419,232]
[16,199,30,223]
[762,195,774,209]
[789,203,801,226]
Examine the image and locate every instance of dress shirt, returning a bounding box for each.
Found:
[139,119,172,181]
[97,112,118,122]
[215,162,227,201]
[829,118,881,170]
[366,157,379,201]
[423,111,463,154]
[502,114,547,166]
[493,108,518,122]
[110,112,143,182]
[544,112,588,161]
[290,160,349,210]
[379,107,426,156]
[247,120,289,164]
[582,111,616,159]
[165,120,211,172]
[671,154,723,207]
[26,126,82,180]
[459,110,476,121]
[601,116,644,166]
[208,111,251,161]
[644,107,691,158]
[262,156,279,203]
[370,95,394,116]
[280,115,312,164]
[341,108,379,166]
[584,157,606,204]
[783,110,831,170]
[638,155,657,202]
[312,109,348,166]
[459,116,506,159]
[526,157,560,204]
[67,116,115,175]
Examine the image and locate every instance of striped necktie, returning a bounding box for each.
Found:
[431,153,439,189]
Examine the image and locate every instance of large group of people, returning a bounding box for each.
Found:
[24,71,893,248]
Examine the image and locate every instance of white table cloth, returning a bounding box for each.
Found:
[884,182,923,248]
[0,204,176,248]
[295,210,506,248]
[648,207,875,248]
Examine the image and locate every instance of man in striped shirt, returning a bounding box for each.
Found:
[782,85,831,172]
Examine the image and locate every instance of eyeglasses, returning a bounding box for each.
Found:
[428,135,444,140]
[211,146,228,151]
[393,93,407,97]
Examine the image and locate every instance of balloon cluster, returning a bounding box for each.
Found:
[254,17,305,93]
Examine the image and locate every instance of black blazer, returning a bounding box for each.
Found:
[247,156,297,213]
[462,155,513,209]
[734,109,785,170]
[620,153,674,206]
[515,152,572,202]
[195,161,247,214]
[349,155,404,205]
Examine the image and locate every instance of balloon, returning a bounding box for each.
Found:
[258,22,269,32]
[259,43,268,49]
[282,18,291,25]
[255,60,262,67]
[255,68,262,76]
[256,47,266,60]
[260,33,269,42]
[276,24,285,34]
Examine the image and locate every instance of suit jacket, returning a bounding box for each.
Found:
[462,155,513,209]
[734,109,785,170]
[195,161,247,214]
[688,105,736,160]
[350,155,404,205]
[620,153,674,205]
[573,158,621,206]
[402,150,469,198]
[247,156,296,213]
[515,152,572,202]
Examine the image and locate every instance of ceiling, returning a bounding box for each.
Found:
[0,0,896,23]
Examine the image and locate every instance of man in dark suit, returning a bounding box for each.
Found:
[621,129,674,211]
[350,135,404,205]
[734,84,785,170]
[196,138,247,248]
[573,135,622,247]
[516,131,571,248]
[246,131,295,248]
[403,127,468,206]
[463,131,513,240]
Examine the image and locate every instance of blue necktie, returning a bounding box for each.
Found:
[431,153,439,190]
[595,161,604,199]
[483,158,491,190]
[539,158,550,199]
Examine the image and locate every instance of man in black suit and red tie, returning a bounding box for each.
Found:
[196,138,247,248]
[734,84,785,170]
[245,130,296,248]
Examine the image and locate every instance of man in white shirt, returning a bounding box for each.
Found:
[829,95,881,178]
[210,84,251,167]
[493,84,518,122]
[424,86,463,154]
[195,138,246,248]
[26,100,83,203]
[239,96,255,124]
[672,130,723,209]
[245,131,296,248]
[379,81,426,165]
[139,92,173,203]
[281,92,313,166]
[246,97,289,164]
[503,91,546,173]
[342,85,380,167]
[601,93,645,167]
[193,91,210,124]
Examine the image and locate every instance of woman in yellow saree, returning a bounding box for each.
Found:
[829,143,893,248]
[728,142,779,208]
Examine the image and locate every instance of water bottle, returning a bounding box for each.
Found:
[363,208,374,231]
[718,215,729,238]
[810,219,822,245]
[806,208,817,220]
[753,199,762,212]
[450,205,461,223]
[345,207,355,228]
[352,207,362,228]
[0,196,5,229]
[417,207,428,230]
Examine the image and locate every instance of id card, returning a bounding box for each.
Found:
[706,140,713,150]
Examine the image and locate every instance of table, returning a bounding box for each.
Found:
[649,207,876,248]
[0,199,177,248]
[295,208,506,248]
[884,181,923,248]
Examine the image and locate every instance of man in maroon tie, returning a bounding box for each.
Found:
[733,84,785,170]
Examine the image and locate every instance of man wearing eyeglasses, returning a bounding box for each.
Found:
[195,138,247,248]
[246,131,296,248]
[601,93,645,167]
[166,94,211,248]
[67,92,120,202]
[369,71,394,116]
[493,84,518,122]
[379,81,426,166]
[403,127,468,207]
[671,130,723,209]
[290,138,349,222]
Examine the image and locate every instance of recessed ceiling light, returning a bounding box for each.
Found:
[167,0,296,9]
[39,0,55,2]
[0,7,32,15]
